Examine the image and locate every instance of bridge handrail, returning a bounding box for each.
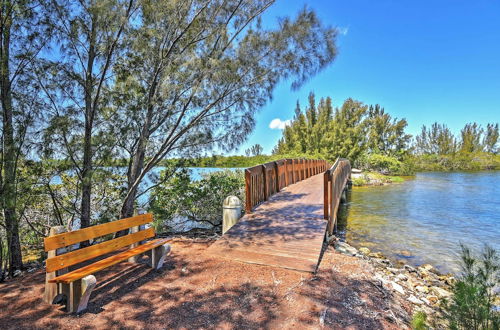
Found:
[245,158,330,213]
[323,158,351,235]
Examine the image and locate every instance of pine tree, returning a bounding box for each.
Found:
[273,96,411,162]
[483,123,499,154]
[460,123,484,153]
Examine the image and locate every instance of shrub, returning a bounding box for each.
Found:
[149,169,245,233]
[355,153,414,175]
[351,176,368,186]
[412,153,500,172]
[443,244,500,330]
[411,311,428,330]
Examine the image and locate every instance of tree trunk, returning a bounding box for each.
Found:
[120,126,149,219]
[0,5,23,272]
[79,17,97,235]
[116,129,147,237]
[80,122,92,230]
[120,76,158,220]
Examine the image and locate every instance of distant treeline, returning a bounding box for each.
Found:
[270,93,499,173]
[45,108,499,172]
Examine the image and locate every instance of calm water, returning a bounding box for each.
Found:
[337,171,500,274]
[51,167,239,205]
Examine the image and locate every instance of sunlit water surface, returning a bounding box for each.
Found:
[337,171,500,274]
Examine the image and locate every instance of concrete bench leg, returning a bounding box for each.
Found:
[149,244,171,270]
[59,275,97,313]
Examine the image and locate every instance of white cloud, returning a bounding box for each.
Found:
[269,118,291,130]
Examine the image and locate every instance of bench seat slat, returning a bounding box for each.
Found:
[44,214,153,252]
[49,238,171,284]
[46,228,155,273]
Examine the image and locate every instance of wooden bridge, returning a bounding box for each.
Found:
[207,158,351,272]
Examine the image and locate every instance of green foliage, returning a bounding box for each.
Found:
[443,244,500,330]
[355,153,414,175]
[412,153,500,171]
[150,169,245,233]
[245,144,264,157]
[413,122,499,171]
[273,94,411,164]
[484,124,499,154]
[415,123,457,155]
[351,172,406,186]
[411,311,428,330]
[366,104,412,158]
[1,0,339,274]
[183,153,324,168]
[107,1,339,218]
[351,176,368,186]
[415,122,499,156]
[460,123,485,153]
[187,154,274,168]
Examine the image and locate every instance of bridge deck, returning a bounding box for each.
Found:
[207,173,327,272]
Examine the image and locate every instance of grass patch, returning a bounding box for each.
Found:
[411,311,428,330]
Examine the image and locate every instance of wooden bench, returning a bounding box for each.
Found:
[42,213,171,313]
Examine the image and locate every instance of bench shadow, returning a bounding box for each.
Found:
[98,282,279,329]
[80,251,207,315]
[0,245,281,329]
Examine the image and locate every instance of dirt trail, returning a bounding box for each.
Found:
[0,239,413,329]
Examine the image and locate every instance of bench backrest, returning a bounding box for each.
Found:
[44,213,155,273]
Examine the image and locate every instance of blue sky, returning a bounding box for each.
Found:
[235,0,500,155]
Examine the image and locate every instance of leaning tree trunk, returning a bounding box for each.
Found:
[115,133,147,238]
[120,84,157,220]
[0,11,23,272]
[120,129,149,220]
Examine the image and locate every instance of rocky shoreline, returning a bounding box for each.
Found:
[334,240,453,328]
[351,169,406,186]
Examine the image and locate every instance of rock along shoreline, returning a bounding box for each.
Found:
[334,240,453,327]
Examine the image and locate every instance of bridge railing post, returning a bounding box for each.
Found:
[244,158,345,216]
[245,169,252,214]
[274,161,279,193]
[262,164,268,201]
[324,170,330,220]
[293,159,297,183]
[328,171,335,235]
